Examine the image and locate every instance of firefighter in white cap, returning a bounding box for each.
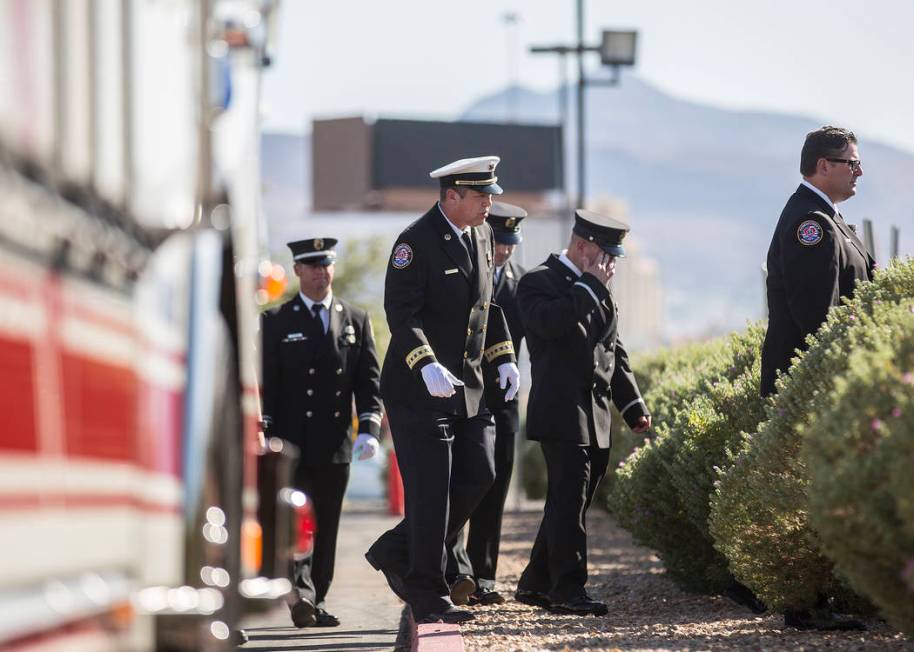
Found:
[365,156,520,624]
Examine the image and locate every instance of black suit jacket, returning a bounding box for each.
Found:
[519,255,648,449]
[261,294,383,464]
[380,204,516,416]
[761,184,876,395]
[482,259,526,431]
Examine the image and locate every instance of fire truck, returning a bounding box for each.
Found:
[0,1,307,650]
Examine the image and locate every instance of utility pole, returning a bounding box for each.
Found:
[530,4,637,210]
[576,0,585,210]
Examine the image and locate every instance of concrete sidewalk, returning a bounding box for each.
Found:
[239,502,407,651]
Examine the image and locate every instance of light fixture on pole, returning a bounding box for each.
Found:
[600,30,637,67]
[531,9,638,211]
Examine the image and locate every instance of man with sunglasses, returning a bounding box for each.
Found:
[761,127,875,629]
[761,125,875,399]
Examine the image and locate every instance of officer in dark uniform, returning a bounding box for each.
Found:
[446,201,527,606]
[761,125,875,399]
[261,238,383,628]
[365,156,520,625]
[514,209,651,616]
[762,130,874,631]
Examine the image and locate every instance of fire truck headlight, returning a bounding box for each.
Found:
[210,620,231,640]
[202,523,229,544]
[206,506,226,527]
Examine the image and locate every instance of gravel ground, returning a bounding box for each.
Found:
[460,510,912,651]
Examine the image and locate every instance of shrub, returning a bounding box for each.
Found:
[804,302,914,634]
[599,337,732,502]
[608,326,765,592]
[709,259,914,612]
[666,326,768,586]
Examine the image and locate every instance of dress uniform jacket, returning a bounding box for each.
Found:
[519,255,648,448]
[761,183,876,396]
[482,259,526,430]
[381,203,516,416]
[261,294,383,464]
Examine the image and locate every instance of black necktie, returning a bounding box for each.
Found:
[461,232,475,272]
[311,303,326,334]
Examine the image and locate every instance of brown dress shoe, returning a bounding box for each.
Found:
[289,598,316,628]
[448,575,476,606]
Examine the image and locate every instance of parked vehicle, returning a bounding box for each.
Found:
[0,1,309,649]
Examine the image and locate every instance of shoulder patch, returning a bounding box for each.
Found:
[391,243,413,269]
[797,220,823,246]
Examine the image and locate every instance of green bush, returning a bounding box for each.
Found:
[665,326,768,587]
[607,326,765,592]
[709,259,914,612]
[599,337,732,502]
[804,302,914,634]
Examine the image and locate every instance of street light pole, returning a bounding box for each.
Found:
[576,0,586,209]
[532,7,636,212]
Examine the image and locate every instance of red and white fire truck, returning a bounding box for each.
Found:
[0,1,308,650]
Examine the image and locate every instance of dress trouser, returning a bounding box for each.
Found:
[517,441,609,603]
[292,462,350,607]
[446,408,516,590]
[368,404,495,618]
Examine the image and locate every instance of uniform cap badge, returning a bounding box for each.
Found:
[505,217,516,228]
[313,238,324,250]
[797,220,823,246]
[392,243,413,269]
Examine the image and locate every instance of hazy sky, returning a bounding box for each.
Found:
[262,0,914,155]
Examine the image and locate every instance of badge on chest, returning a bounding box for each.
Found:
[343,323,356,344]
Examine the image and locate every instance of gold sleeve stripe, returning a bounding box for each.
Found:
[484,341,515,363]
[406,345,435,369]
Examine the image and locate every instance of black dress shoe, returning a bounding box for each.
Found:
[549,595,608,616]
[723,581,767,614]
[365,550,410,603]
[469,587,506,606]
[289,598,316,628]
[784,609,866,631]
[416,605,475,624]
[514,589,551,608]
[313,607,340,627]
[448,575,476,606]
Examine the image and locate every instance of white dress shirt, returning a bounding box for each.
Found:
[801,179,837,213]
[299,291,332,333]
[438,202,473,253]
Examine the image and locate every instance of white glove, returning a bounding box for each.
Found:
[352,433,380,461]
[498,362,521,402]
[420,362,465,398]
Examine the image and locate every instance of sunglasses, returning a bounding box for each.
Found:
[826,157,862,172]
